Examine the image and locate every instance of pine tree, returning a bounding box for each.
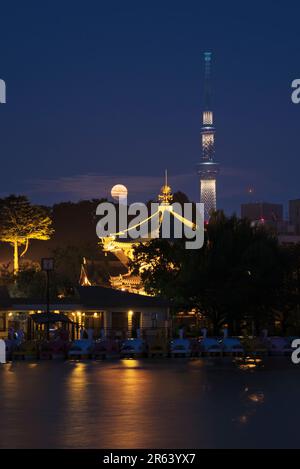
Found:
[0,195,54,274]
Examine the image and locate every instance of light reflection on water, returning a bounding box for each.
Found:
[234,356,264,371]
[0,358,299,449]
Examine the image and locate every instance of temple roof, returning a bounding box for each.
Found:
[77,286,168,308]
[0,285,168,310]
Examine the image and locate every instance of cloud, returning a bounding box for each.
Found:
[27,172,194,201]
[26,166,274,214]
[219,167,271,199]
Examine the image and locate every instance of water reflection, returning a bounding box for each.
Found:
[233,384,265,428]
[248,392,265,404]
[61,360,155,448]
[234,356,264,371]
[0,358,299,449]
[237,415,248,425]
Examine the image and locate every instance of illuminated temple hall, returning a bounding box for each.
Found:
[95,173,196,294]
[197,52,220,220]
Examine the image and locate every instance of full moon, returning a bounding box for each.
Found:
[111,184,128,202]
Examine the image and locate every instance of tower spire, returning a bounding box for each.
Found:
[204,51,212,111]
[197,52,220,221]
[158,170,173,206]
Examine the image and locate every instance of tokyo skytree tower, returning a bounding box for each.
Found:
[197,52,220,220]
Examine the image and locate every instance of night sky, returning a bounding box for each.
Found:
[0,1,299,217]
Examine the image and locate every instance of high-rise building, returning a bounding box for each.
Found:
[289,199,300,234]
[241,201,300,244]
[197,52,220,221]
[241,202,283,223]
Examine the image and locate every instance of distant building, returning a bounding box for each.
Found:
[277,234,300,246]
[240,201,300,245]
[241,202,283,223]
[289,199,300,235]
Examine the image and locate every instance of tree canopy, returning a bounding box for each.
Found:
[0,195,53,273]
[130,211,292,334]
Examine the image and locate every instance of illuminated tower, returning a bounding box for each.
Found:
[197,52,220,220]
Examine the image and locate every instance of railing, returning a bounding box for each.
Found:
[79,327,170,341]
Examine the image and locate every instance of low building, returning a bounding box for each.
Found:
[278,234,300,246]
[0,286,170,340]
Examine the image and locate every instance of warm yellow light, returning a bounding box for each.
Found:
[8,312,13,317]
[202,133,214,149]
[54,310,60,314]
[248,393,264,404]
[93,313,98,318]
[203,111,213,125]
[122,359,139,369]
[76,311,82,316]
[128,310,133,317]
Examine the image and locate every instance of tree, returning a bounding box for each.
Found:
[273,243,300,335]
[6,262,73,299]
[52,243,99,286]
[130,211,285,335]
[130,238,187,307]
[196,212,284,334]
[0,195,53,274]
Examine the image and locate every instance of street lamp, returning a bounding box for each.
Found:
[41,258,54,339]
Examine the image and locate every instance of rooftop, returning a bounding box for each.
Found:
[0,285,169,310]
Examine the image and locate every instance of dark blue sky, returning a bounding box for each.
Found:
[0,1,299,216]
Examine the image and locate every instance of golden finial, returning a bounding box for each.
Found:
[158,169,173,206]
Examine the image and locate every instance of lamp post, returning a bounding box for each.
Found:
[41,258,54,339]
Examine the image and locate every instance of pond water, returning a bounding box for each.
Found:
[0,358,299,449]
